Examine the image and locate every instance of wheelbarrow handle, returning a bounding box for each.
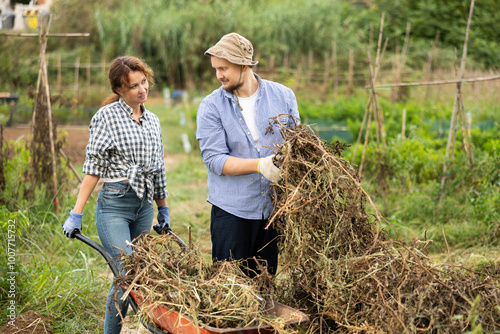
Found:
[162,228,189,250]
[73,231,121,277]
[73,231,170,334]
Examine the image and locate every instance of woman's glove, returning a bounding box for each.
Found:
[258,155,280,183]
[153,206,170,234]
[62,210,83,238]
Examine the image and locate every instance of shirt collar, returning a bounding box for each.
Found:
[118,97,148,120]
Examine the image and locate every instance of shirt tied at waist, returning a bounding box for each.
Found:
[128,164,156,204]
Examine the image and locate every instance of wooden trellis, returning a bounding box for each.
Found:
[440,0,475,196]
[351,13,388,176]
[0,13,89,213]
[353,0,482,192]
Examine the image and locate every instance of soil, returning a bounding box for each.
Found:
[3,124,89,166]
[0,309,151,333]
[0,311,54,334]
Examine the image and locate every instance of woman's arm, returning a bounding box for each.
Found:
[72,174,100,214]
[155,198,167,208]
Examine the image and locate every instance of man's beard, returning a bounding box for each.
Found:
[222,80,243,92]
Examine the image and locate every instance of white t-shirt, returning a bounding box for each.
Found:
[238,90,260,150]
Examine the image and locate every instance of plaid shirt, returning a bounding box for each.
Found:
[83,98,168,204]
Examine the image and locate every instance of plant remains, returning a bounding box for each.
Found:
[116,115,499,333]
[265,115,500,333]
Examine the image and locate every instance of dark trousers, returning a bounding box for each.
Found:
[210,205,279,277]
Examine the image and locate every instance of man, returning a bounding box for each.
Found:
[196,32,300,277]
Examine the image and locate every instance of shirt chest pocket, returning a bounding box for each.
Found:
[223,119,251,152]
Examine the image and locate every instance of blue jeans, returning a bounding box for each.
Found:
[96,181,154,334]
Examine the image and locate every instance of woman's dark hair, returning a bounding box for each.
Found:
[101,56,155,106]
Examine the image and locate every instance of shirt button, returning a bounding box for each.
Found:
[247,132,250,135]
[239,118,242,121]
[261,191,264,194]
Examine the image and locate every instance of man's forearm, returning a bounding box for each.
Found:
[222,156,260,176]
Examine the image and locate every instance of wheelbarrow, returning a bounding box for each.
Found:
[74,230,309,334]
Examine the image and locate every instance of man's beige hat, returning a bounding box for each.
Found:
[205,32,258,67]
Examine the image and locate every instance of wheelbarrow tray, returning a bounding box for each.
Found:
[124,285,309,334]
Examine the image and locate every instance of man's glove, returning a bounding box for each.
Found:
[62,210,83,238]
[153,206,170,234]
[258,155,280,183]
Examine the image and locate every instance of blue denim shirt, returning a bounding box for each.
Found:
[196,74,300,219]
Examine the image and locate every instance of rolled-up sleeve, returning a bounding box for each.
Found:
[288,89,300,121]
[196,100,230,176]
[153,130,168,200]
[82,113,112,176]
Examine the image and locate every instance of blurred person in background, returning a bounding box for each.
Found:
[62,56,171,334]
[196,32,300,278]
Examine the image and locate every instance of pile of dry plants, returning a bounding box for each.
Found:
[265,115,500,333]
[115,233,286,331]
[116,115,499,333]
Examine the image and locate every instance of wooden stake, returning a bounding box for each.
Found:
[351,93,373,164]
[373,13,385,83]
[440,0,475,191]
[370,12,389,147]
[352,14,388,164]
[367,50,381,146]
[359,102,373,177]
[375,38,389,147]
[29,12,50,187]
[392,21,411,102]
[40,15,60,214]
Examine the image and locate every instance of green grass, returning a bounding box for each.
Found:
[0,197,109,332]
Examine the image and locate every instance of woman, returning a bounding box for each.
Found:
[62,56,171,333]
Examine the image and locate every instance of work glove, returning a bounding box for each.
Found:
[153,206,170,234]
[62,210,83,238]
[258,155,281,183]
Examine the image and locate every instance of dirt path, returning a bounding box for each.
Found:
[3,124,89,166]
